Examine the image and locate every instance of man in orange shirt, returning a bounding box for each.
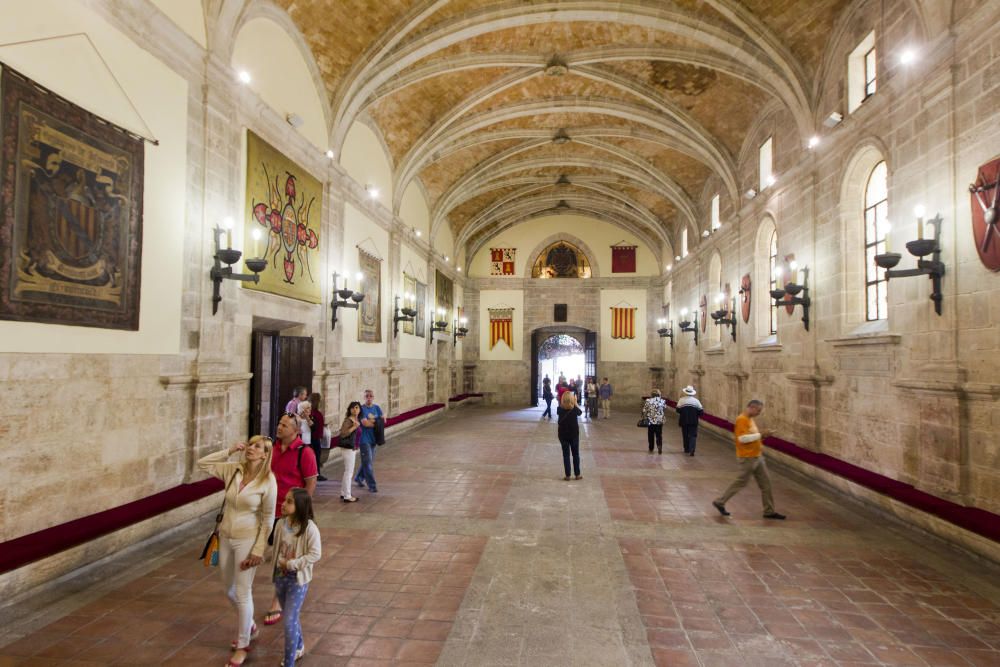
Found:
[712,399,786,520]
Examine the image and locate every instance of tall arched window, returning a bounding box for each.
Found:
[768,230,778,335]
[681,227,689,257]
[708,252,722,344]
[864,161,889,320]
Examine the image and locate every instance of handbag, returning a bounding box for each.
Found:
[198,471,236,566]
[637,417,649,427]
[320,425,332,449]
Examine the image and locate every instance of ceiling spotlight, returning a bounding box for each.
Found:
[457,266,462,272]
[237,70,251,84]
[366,184,379,199]
[444,256,450,262]
[900,48,917,65]
[808,135,820,149]
[325,149,335,159]
[666,264,673,272]
[552,128,571,145]
[286,113,304,128]
[416,230,422,237]
[767,174,777,187]
[823,111,843,128]
[745,188,757,199]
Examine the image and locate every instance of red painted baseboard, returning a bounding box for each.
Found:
[448,393,484,402]
[667,399,1000,543]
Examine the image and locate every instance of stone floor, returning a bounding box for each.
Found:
[2,405,1000,666]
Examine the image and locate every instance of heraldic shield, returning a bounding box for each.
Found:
[970,156,1000,272]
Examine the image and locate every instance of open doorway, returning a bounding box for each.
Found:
[249,330,313,438]
[530,329,596,405]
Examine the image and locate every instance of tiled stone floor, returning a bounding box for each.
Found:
[2,405,1000,665]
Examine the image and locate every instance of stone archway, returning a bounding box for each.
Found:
[529,325,596,406]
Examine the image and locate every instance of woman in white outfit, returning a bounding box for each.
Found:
[198,435,277,666]
[337,401,362,502]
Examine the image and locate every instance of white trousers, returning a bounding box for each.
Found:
[600,399,611,418]
[340,448,357,499]
[218,534,258,648]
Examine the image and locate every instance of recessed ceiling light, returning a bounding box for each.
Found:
[808,135,820,149]
[237,70,251,84]
[900,49,917,65]
[325,149,335,159]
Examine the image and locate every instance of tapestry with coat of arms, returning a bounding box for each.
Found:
[0,64,144,330]
[490,248,515,275]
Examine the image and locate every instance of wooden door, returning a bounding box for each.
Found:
[585,331,597,382]
[529,330,540,406]
[248,331,274,438]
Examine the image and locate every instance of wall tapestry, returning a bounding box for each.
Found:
[435,269,453,333]
[489,307,514,350]
[0,65,144,330]
[414,279,426,338]
[358,248,381,342]
[490,247,515,275]
[245,130,321,303]
[610,305,637,339]
[402,272,416,335]
[970,156,1000,272]
[611,243,637,273]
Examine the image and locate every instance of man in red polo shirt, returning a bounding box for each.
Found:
[263,412,317,625]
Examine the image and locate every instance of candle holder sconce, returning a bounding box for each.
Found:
[770,266,811,331]
[331,272,365,331]
[453,318,469,346]
[710,298,737,342]
[210,226,266,315]
[874,214,945,316]
[678,311,699,346]
[392,296,418,338]
[656,319,674,348]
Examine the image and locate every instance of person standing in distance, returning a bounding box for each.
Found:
[675,386,704,456]
[285,386,308,415]
[712,399,786,520]
[598,377,613,419]
[541,376,554,419]
[353,389,383,493]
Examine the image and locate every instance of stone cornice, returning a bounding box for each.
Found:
[159,372,253,389]
[826,333,902,348]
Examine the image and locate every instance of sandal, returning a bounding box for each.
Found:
[231,624,259,649]
[227,647,250,666]
[263,610,282,625]
[342,496,358,503]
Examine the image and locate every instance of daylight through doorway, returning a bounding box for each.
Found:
[537,334,585,399]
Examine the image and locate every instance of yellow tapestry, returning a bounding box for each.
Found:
[243,131,322,303]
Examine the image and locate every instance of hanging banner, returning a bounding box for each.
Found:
[490,248,516,275]
[0,65,144,330]
[358,248,381,343]
[611,244,637,273]
[435,269,453,332]
[402,273,417,335]
[489,307,514,350]
[610,306,637,339]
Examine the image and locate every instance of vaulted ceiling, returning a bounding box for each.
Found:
[274,0,852,256]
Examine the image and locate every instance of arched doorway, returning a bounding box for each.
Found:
[529,327,597,405]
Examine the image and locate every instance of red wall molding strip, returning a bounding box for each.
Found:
[666,399,1000,543]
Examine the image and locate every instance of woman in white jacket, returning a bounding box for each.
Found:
[198,436,277,666]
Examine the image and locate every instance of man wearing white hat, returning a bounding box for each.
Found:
[675,386,704,456]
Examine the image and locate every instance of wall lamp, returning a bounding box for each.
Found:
[393,295,417,338]
[453,317,469,346]
[430,308,448,339]
[677,308,699,346]
[874,209,945,315]
[210,222,265,315]
[656,318,674,348]
[770,263,811,331]
[330,272,365,331]
[710,295,737,342]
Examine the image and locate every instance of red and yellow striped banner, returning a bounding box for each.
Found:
[610,306,637,339]
[488,308,514,349]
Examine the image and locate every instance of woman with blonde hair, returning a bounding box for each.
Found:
[198,436,278,666]
[557,390,583,480]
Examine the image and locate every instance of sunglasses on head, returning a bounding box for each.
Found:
[283,412,297,418]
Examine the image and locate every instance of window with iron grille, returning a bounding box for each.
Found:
[768,231,778,335]
[864,161,889,320]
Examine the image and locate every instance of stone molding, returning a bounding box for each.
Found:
[826,333,902,347]
[158,372,253,389]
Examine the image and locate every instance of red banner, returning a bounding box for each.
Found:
[611,245,637,273]
[489,307,514,349]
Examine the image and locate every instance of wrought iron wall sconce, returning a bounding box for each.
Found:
[392,295,417,338]
[210,225,265,315]
[429,308,448,340]
[453,318,469,346]
[656,318,674,348]
[874,212,945,316]
[770,264,811,331]
[330,272,365,331]
[678,309,699,346]
[710,297,737,342]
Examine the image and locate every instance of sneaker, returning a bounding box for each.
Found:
[279,646,305,667]
[763,512,786,520]
[317,475,328,481]
[369,487,378,493]
[712,501,731,516]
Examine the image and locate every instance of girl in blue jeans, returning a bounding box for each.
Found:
[270,488,322,666]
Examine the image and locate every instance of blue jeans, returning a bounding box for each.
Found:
[353,441,377,490]
[274,574,308,666]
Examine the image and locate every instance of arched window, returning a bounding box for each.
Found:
[864,161,889,320]
[530,240,592,278]
[708,252,722,345]
[768,230,778,335]
[681,227,689,257]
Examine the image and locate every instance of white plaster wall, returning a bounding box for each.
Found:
[398,241,427,360]
[600,289,647,362]
[479,289,524,361]
[149,0,206,47]
[231,17,327,152]
[468,214,657,277]
[340,121,393,204]
[341,203,388,358]
[434,222,456,263]
[399,182,430,238]
[0,1,186,355]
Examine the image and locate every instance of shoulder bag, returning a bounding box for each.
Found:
[198,470,237,566]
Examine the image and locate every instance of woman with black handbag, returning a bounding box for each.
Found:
[338,401,362,503]
[198,436,278,666]
[641,389,667,454]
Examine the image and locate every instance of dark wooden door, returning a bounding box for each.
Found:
[585,331,597,382]
[248,331,273,438]
[275,335,313,433]
[530,330,540,406]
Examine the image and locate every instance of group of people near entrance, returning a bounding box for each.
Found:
[541,374,613,420]
[553,383,786,521]
[197,387,384,667]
